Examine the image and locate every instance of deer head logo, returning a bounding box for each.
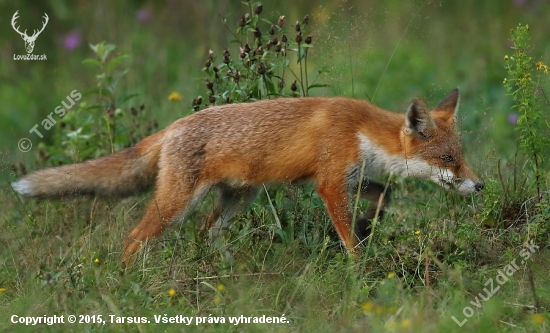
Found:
[11,11,49,54]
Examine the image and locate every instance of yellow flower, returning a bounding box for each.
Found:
[387,272,396,279]
[531,313,545,325]
[401,318,411,328]
[504,55,509,61]
[414,230,421,235]
[213,296,221,305]
[361,301,374,312]
[0,287,6,293]
[168,288,176,297]
[536,62,548,74]
[94,258,100,264]
[168,92,183,101]
[217,284,225,292]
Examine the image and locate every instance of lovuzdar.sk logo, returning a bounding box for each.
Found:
[12,10,48,60]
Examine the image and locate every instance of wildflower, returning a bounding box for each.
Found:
[217,284,225,292]
[504,55,509,61]
[94,258,100,264]
[535,61,548,74]
[508,113,519,125]
[387,272,396,278]
[361,301,374,312]
[63,30,81,50]
[0,287,6,293]
[503,78,507,84]
[168,288,176,297]
[414,230,421,235]
[531,313,545,325]
[213,296,221,305]
[136,9,152,23]
[168,92,183,101]
[401,319,411,328]
[374,305,385,315]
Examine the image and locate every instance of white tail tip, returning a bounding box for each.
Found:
[11,179,32,196]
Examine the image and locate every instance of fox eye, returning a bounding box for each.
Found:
[440,155,454,163]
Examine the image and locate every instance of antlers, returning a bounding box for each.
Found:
[11,10,49,40]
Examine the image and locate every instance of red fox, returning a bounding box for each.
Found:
[12,88,482,267]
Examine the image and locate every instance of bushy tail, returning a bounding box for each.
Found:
[12,130,165,198]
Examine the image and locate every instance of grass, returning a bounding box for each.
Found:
[2,1,550,332]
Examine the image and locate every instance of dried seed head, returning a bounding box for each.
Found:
[223,49,230,58]
[209,94,215,104]
[268,24,276,35]
[244,13,250,22]
[238,16,246,28]
[239,47,246,58]
[234,70,241,82]
[206,80,214,90]
[244,43,251,53]
[254,4,263,15]
[255,46,264,56]
[282,34,288,43]
[278,15,285,28]
[223,55,230,64]
[302,15,309,25]
[291,80,298,91]
[275,42,282,52]
[196,96,203,105]
[295,32,303,43]
[257,62,266,75]
[295,21,301,32]
[213,66,219,73]
[205,59,212,68]
[305,35,312,44]
[208,50,214,59]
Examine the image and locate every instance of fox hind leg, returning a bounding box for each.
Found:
[121,179,210,267]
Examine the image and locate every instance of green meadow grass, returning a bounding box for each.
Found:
[1,1,550,332]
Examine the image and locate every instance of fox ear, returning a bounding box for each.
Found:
[432,87,459,126]
[405,97,434,139]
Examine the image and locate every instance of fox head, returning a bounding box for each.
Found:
[400,88,483,195]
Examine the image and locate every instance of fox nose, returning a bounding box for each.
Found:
[474,182,484,192]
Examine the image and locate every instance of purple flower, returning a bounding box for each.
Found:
[64,30,81,50]
[136,9,152,23]
[508,113,519,125]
